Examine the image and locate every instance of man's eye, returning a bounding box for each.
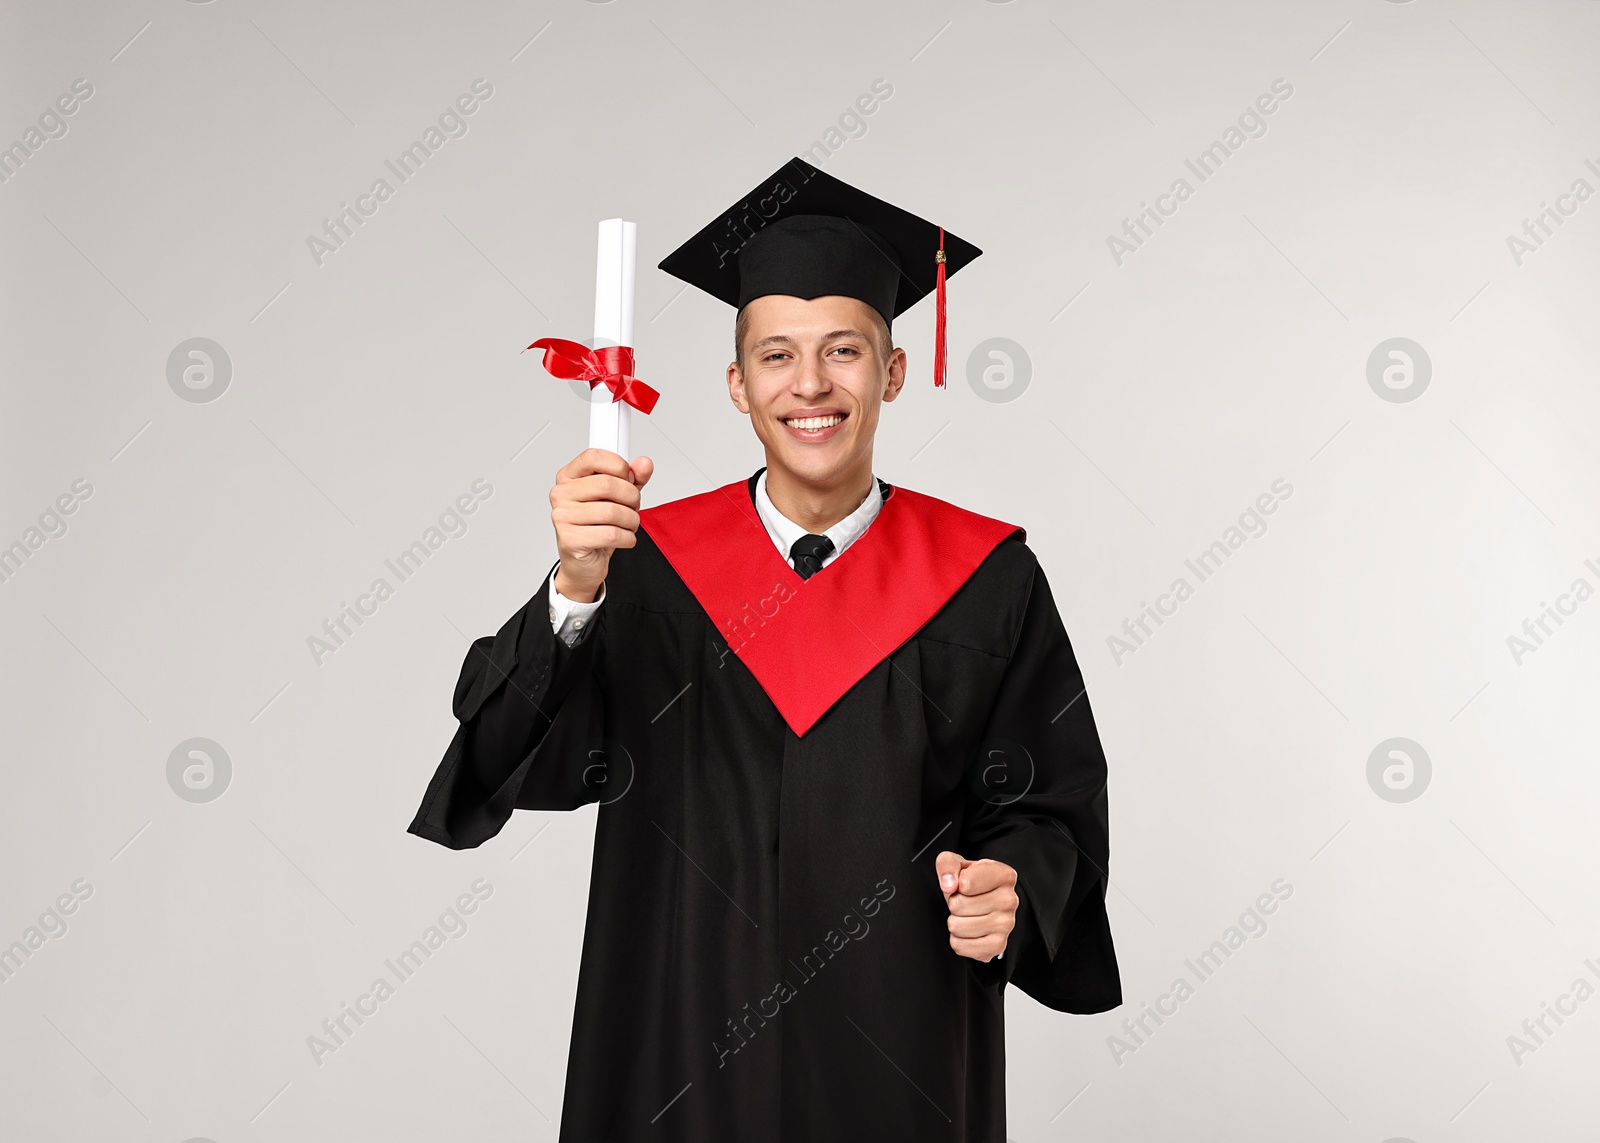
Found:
[831,347,858,356]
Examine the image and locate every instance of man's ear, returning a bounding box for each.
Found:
[727,360,751,414]
[881,347,908,404]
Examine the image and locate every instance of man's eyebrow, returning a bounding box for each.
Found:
[749,330,872,351]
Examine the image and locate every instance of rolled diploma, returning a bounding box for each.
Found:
[589,218,637,460]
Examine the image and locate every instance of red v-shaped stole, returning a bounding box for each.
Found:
[639,475,1024,737]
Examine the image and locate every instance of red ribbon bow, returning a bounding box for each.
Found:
[524,338,660,415]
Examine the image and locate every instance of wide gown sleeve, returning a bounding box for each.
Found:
[961,555,1122,1013]
[406,562,607,850]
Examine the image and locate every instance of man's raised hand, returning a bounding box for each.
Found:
[936,851,1019,963]
[551,449,654,603]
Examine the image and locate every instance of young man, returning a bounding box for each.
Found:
[408,157,1120,1142]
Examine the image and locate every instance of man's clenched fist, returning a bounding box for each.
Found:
[551,448,654,603]
[936,851,1019,963]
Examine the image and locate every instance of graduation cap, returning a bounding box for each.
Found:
[657,156,982,387]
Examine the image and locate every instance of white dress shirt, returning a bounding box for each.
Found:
[548,470,885,646]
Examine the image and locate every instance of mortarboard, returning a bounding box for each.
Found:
[657,156,982,387]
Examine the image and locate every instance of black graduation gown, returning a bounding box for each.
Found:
[407,470,1120,1142]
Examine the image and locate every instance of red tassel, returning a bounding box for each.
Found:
[933,227,948,388]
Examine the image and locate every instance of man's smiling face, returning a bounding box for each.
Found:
[727,293,906,490]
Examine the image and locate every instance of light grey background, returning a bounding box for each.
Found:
[3,0,1597,1139]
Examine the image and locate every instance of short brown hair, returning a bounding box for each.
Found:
[734,305,892,372]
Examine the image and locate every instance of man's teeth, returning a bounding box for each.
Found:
[785,415,843,430]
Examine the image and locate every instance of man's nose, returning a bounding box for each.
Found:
[794,350,828,394]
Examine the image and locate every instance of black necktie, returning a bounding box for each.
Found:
[789,533,835,580]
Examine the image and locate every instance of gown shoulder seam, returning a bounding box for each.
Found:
[913,632,1008,659]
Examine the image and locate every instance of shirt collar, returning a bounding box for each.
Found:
[755,468,884,569]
